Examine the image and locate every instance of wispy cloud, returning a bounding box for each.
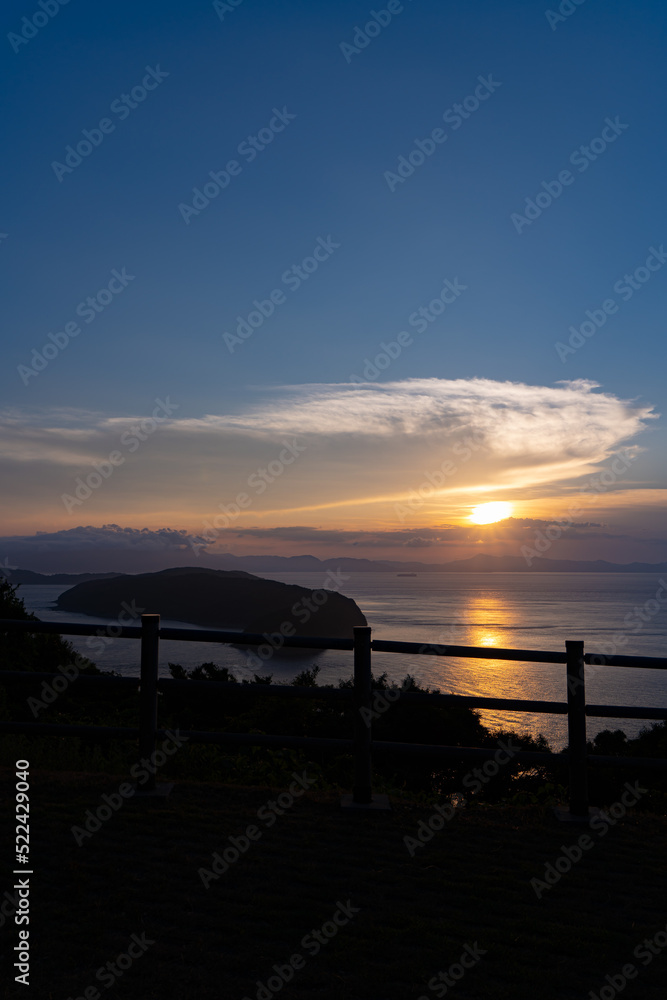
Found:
[0,379,657,534]
[179,377,653,453]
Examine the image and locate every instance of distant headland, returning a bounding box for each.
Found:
[53,566,367,638]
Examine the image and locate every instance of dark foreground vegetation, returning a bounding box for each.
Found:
[2,576,667,811]
[2,578,667,998]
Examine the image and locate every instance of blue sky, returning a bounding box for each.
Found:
[2,0,666,569]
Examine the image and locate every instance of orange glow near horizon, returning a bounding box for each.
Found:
[469,501,514,524]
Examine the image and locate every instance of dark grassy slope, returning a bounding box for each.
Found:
[1,770,665,1000]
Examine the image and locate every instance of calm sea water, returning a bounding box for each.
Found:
[18,572,667,750]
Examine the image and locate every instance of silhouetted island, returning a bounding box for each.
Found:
[55,566,367,638]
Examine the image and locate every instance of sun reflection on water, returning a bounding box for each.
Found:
[465,594,513,650]
[423,592,553,725]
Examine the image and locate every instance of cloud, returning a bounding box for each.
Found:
[3,524,197,553]
[3,519,662,576]
[0,525,205,574]
[86,525,193,549]
[0,379,657,532]
[214,519,610,549]
[179,377,653,456]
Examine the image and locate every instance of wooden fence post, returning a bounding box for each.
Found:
[565,639,589,818]
[139,614,160,792]
[352,625,373,804]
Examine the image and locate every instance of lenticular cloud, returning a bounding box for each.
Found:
[190,377,655,462]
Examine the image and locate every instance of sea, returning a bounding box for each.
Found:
[18,572,667,751]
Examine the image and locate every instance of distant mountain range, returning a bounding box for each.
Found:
[205,552,667,574]
[3,553,667,583]
[2,569,121,584]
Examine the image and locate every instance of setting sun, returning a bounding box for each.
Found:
[469,501,513,524]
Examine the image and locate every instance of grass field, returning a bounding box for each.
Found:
[1,766,666,1000]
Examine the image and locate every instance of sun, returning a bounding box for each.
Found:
[469,501,513,524]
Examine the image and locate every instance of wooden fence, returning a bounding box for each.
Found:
[2,615,667,818]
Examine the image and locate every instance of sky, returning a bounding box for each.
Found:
[1,0,667,572]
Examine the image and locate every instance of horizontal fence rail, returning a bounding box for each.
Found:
[6,617,667,667]
[2,616,667,816]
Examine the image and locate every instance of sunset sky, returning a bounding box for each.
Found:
[2,0,666,572]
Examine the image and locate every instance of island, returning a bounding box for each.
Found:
[56,566,367,640]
